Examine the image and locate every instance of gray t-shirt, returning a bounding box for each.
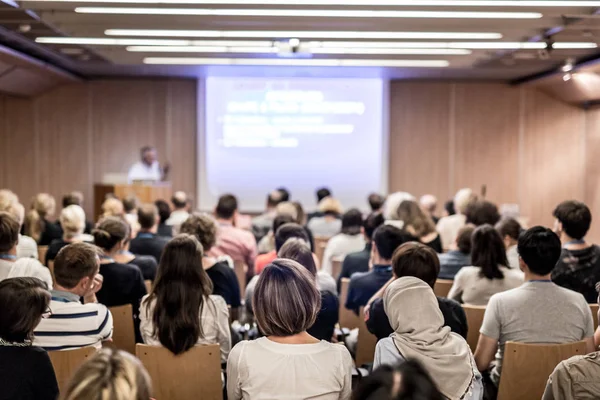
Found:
[480,281,594,386]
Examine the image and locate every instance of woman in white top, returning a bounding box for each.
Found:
[448,225,524,305]
[321,209,366,275]
[495,217,522,269]
[307,197,343,238]
[227,259,353,400]
[139,234,231,363]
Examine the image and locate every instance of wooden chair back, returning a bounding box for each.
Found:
[331,256,344,280]
[314,236,330,267]
[48,260,55,285]
[136,344,223,400]
[433,279,453,298]
[497,341,587,400]
[590,304,599,329]
[355,307,378,366]
[144,280,152,293]
[37,245,49,265]
[108,304,136,355]
[462,304,486,353]
[233,260,247,299]
[48,346,96,392]
[338,278,360,330]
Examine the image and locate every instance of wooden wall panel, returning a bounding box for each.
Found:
[585,107,600,242]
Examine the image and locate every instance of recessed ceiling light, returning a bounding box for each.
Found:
[21,0,600,5]
[142,57,451,67]
[35,37,193,45]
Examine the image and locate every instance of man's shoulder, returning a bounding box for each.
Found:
[349,270,372,285]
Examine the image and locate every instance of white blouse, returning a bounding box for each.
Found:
[321,234,366,276]
[227,337,354,400]
[139,294,232,363]
[447,266,524,306]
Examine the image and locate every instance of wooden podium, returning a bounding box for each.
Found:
[94,183,172,220]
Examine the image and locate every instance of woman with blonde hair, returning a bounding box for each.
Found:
[397,200,443,253]
[61,348,152,400]
[45,205,92,265]
[307,197,343,237]
[24,193,61,245]
[101,197,125,219]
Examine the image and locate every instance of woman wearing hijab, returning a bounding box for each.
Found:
[373,276,483,400]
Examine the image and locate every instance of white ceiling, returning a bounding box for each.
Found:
[1,0,599,80]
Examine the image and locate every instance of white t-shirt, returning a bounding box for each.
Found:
[17,234,38,260]
[321,234,366,276]
[127,161,161,183]
[0,258,53,289]
[447,266,524,306]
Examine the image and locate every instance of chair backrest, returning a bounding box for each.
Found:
[48,346,97,393]
[433,279,453,298]
[144,280,152,293]
[355,307,378,367]
[331,256,344,280]
[136,344,223,400]
[314,236,330,267]
[497,341,587,400]
[108,304,136,355]
[590,304,598,330]
[37,245,49,265]
[338,278,361,330]
[233,260,247,299]
[462,304,486,353]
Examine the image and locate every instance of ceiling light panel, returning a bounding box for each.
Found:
[143,57,451,67]
[21,0,600,5]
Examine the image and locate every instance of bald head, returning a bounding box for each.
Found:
[172,191,188,210]
[267,190,283,208]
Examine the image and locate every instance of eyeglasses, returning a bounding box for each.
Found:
[41,307,53,319]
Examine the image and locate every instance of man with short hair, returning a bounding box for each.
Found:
[475,226,595,391]
[129,203,169,263]
[251,190,283,242]
[254,213,295,275]
[127,146,169,183]
[368,193,385,213]
[166,191,190,234]
[438,224,475,279]
[307,187,332,222]
[551,200,600,303]
[34,242,113,350]
[209,194,258,275]
[419,194,439,224]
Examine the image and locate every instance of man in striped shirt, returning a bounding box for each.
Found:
[34,242,113,351]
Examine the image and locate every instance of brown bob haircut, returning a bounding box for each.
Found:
[391,242,440,288]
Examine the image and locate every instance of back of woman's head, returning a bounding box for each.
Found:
[341,208,363,235]
[146,234,213,355]
[318,197,343,215]
[353,361,443,400]
[60,205,86,239]
[472,224,508,280]
[101,198,124,219]
[396,200,436,237]
[61,348,152,400]
[154,199,171,224]
[383,192,416,221]
[93,217,130,251]
[0,277,50,343]
[254,259,321,337]
[0,189,18,212]
[278,238,317,277]
[179,213,217,252]
[275,201,299,221]
[25,193,56,243]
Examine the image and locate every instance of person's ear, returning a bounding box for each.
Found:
[518,256,527,273]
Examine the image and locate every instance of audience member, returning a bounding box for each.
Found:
[100,197,124,219]
[109,218,157,281]
[437,188,476,251]
[373,277,483,400]
[448,225,523,305]
[475,226,595,391]
[0,278,58,400]
[179,213,241,307]
[276,187,291,202]
[420,194,439,224]
[61,191,93,234]
[166,191,190,234]
[34,242,113,350]
[227,259,353,400]
[292,201,316,251]
[495,217,522,269]
[252,190,283,242]
[306,187,332,221]
[0,189,18,213]
[438,225,475,280]
[397,200,442,252]
[4,201,38,259]
[122,195,139,227]
[337,212,385,292]
[366,243,467,341]
[465,200,501,227]
[443,199,456,217]
[140,234,231,362]
[368,193,386,213]
[353,361,444,400]
[321,208,366,275]
[154,199,173,237]
[551,200,600,303]
[307,196,343,237]
[382,191,415,223]
[60,348,152,400]
[46,205,92,265]
[255,213,295,274]
[345,225,414,314]
[257,201,298,254]
[129,203,169,263]
[209,194,258,275]
[24,193,61,245]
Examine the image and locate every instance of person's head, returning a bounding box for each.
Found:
[471,224,508,280]
[453,188,476,215]
[7,202,25,227]
[292,201,306,225]
[0,211,20,254]
[101,198,124,218]
[316,187,332,203]
[396,200,436,238]
[318,197,343,216]
[364,212,385,242]
[265,190,283,209]
[179,213,218,252]
[275,222,309,252]
[54,242,100,296]
[146,234,213,355]
[62,192,84,209]
[275,201,298,221]
[372,225,417,265]
[465,200,501,226]
[391,242,440,288]
[383,192,416,221]
[272,214,296,236]
[141,146,157,165]
[93,217,130,253]
[137,204,159,231]
[31,193,56,219]
[443,200,455,217]
[553,200,592,241]
[215,194,238,220]
[352,361,443,400]
[341,208,363,236]
[122,196,139,214]
[518,226,562,277]
[25,193,56,243]
[455,224,475,254]
[61,348,152,400]
[420,194,438,215]
[0,277,51,343]
[495,218,522,249]
[0,189,18,212]
[277,187,290,202]
[368,193,385,212]
[253,259,320,337]
[171,191,188,211]
[278,238,317,277]
[154,200,171,224]
[60,205,87,239]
